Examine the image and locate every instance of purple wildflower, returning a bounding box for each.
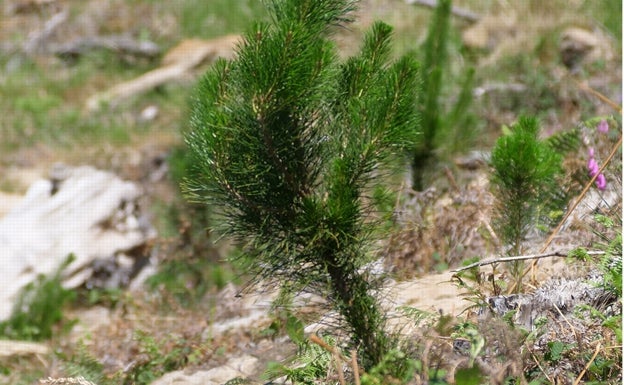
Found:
[587,157,599,177]
[597,119,609,134]
[595,173,607,190]
[588,147,595,158]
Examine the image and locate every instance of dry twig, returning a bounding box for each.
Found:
[452,250,605,272]
[334,349,346,385]
[51,35,160,58]
[573,342,601,385]
[23,9,68,54]
[528,349,554,384]
[351,349,361,385]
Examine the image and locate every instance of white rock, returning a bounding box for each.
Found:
[150,355,258,385]
[0,165,155,320]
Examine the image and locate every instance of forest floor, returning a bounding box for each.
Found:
[0,0,621,384]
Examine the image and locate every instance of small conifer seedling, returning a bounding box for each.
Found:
[490,116,563,291]
[185,0,420,369]
[410,0,476,190]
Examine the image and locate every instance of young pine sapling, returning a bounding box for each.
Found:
[490,116,564,291]
[185,0,420,369]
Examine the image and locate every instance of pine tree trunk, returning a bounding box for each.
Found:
[325,255,388,368]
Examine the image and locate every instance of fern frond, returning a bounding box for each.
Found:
[63,343,105,385]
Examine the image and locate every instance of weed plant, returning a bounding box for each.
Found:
[0,255,76,341]
[63,330,205,385]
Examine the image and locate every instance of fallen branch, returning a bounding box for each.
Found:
[40,377,98,385]
[50,35,160,59]
[573,342,601,385]
[86,35,240,111]
[452,250,605,272]
[86,64,188,111]
[23,9,68,54]
[0,340,49,356]
[405,0,480,23]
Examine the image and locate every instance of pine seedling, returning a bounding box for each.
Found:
[410,0,476,190]
[490,116,563,291]
[185,0,420,369]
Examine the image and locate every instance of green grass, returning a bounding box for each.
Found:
[174,0,267,38]
[0,255,76,341]
[0,0,267,159]
[583,0,622,42]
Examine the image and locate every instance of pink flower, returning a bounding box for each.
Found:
[595,173,607,190]
[588,147,595,158]
[587,157,599,177]
[597,119,609,134]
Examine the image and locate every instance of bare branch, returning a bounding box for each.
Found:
[23,9,68,54]
[50,35,160,58]
[452,250,606,272]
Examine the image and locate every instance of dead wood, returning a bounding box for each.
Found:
[50,35,160,59]
[452,250,605,272]
[86,35,240,111]
[22,9,68,54]
[0,340,49,356]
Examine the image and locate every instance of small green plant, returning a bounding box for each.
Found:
[489,116,564,291]
[120,330,200,385]
[451,322,484,367]
[185,0,420,369]
[591,212,622,298]
[0,254,77,341]
[145,257,236,307]
[63,331,205,385]
[63,342,107,385]
[360,349,418,385]
[264,334,335,385]
[543,340,574,363]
